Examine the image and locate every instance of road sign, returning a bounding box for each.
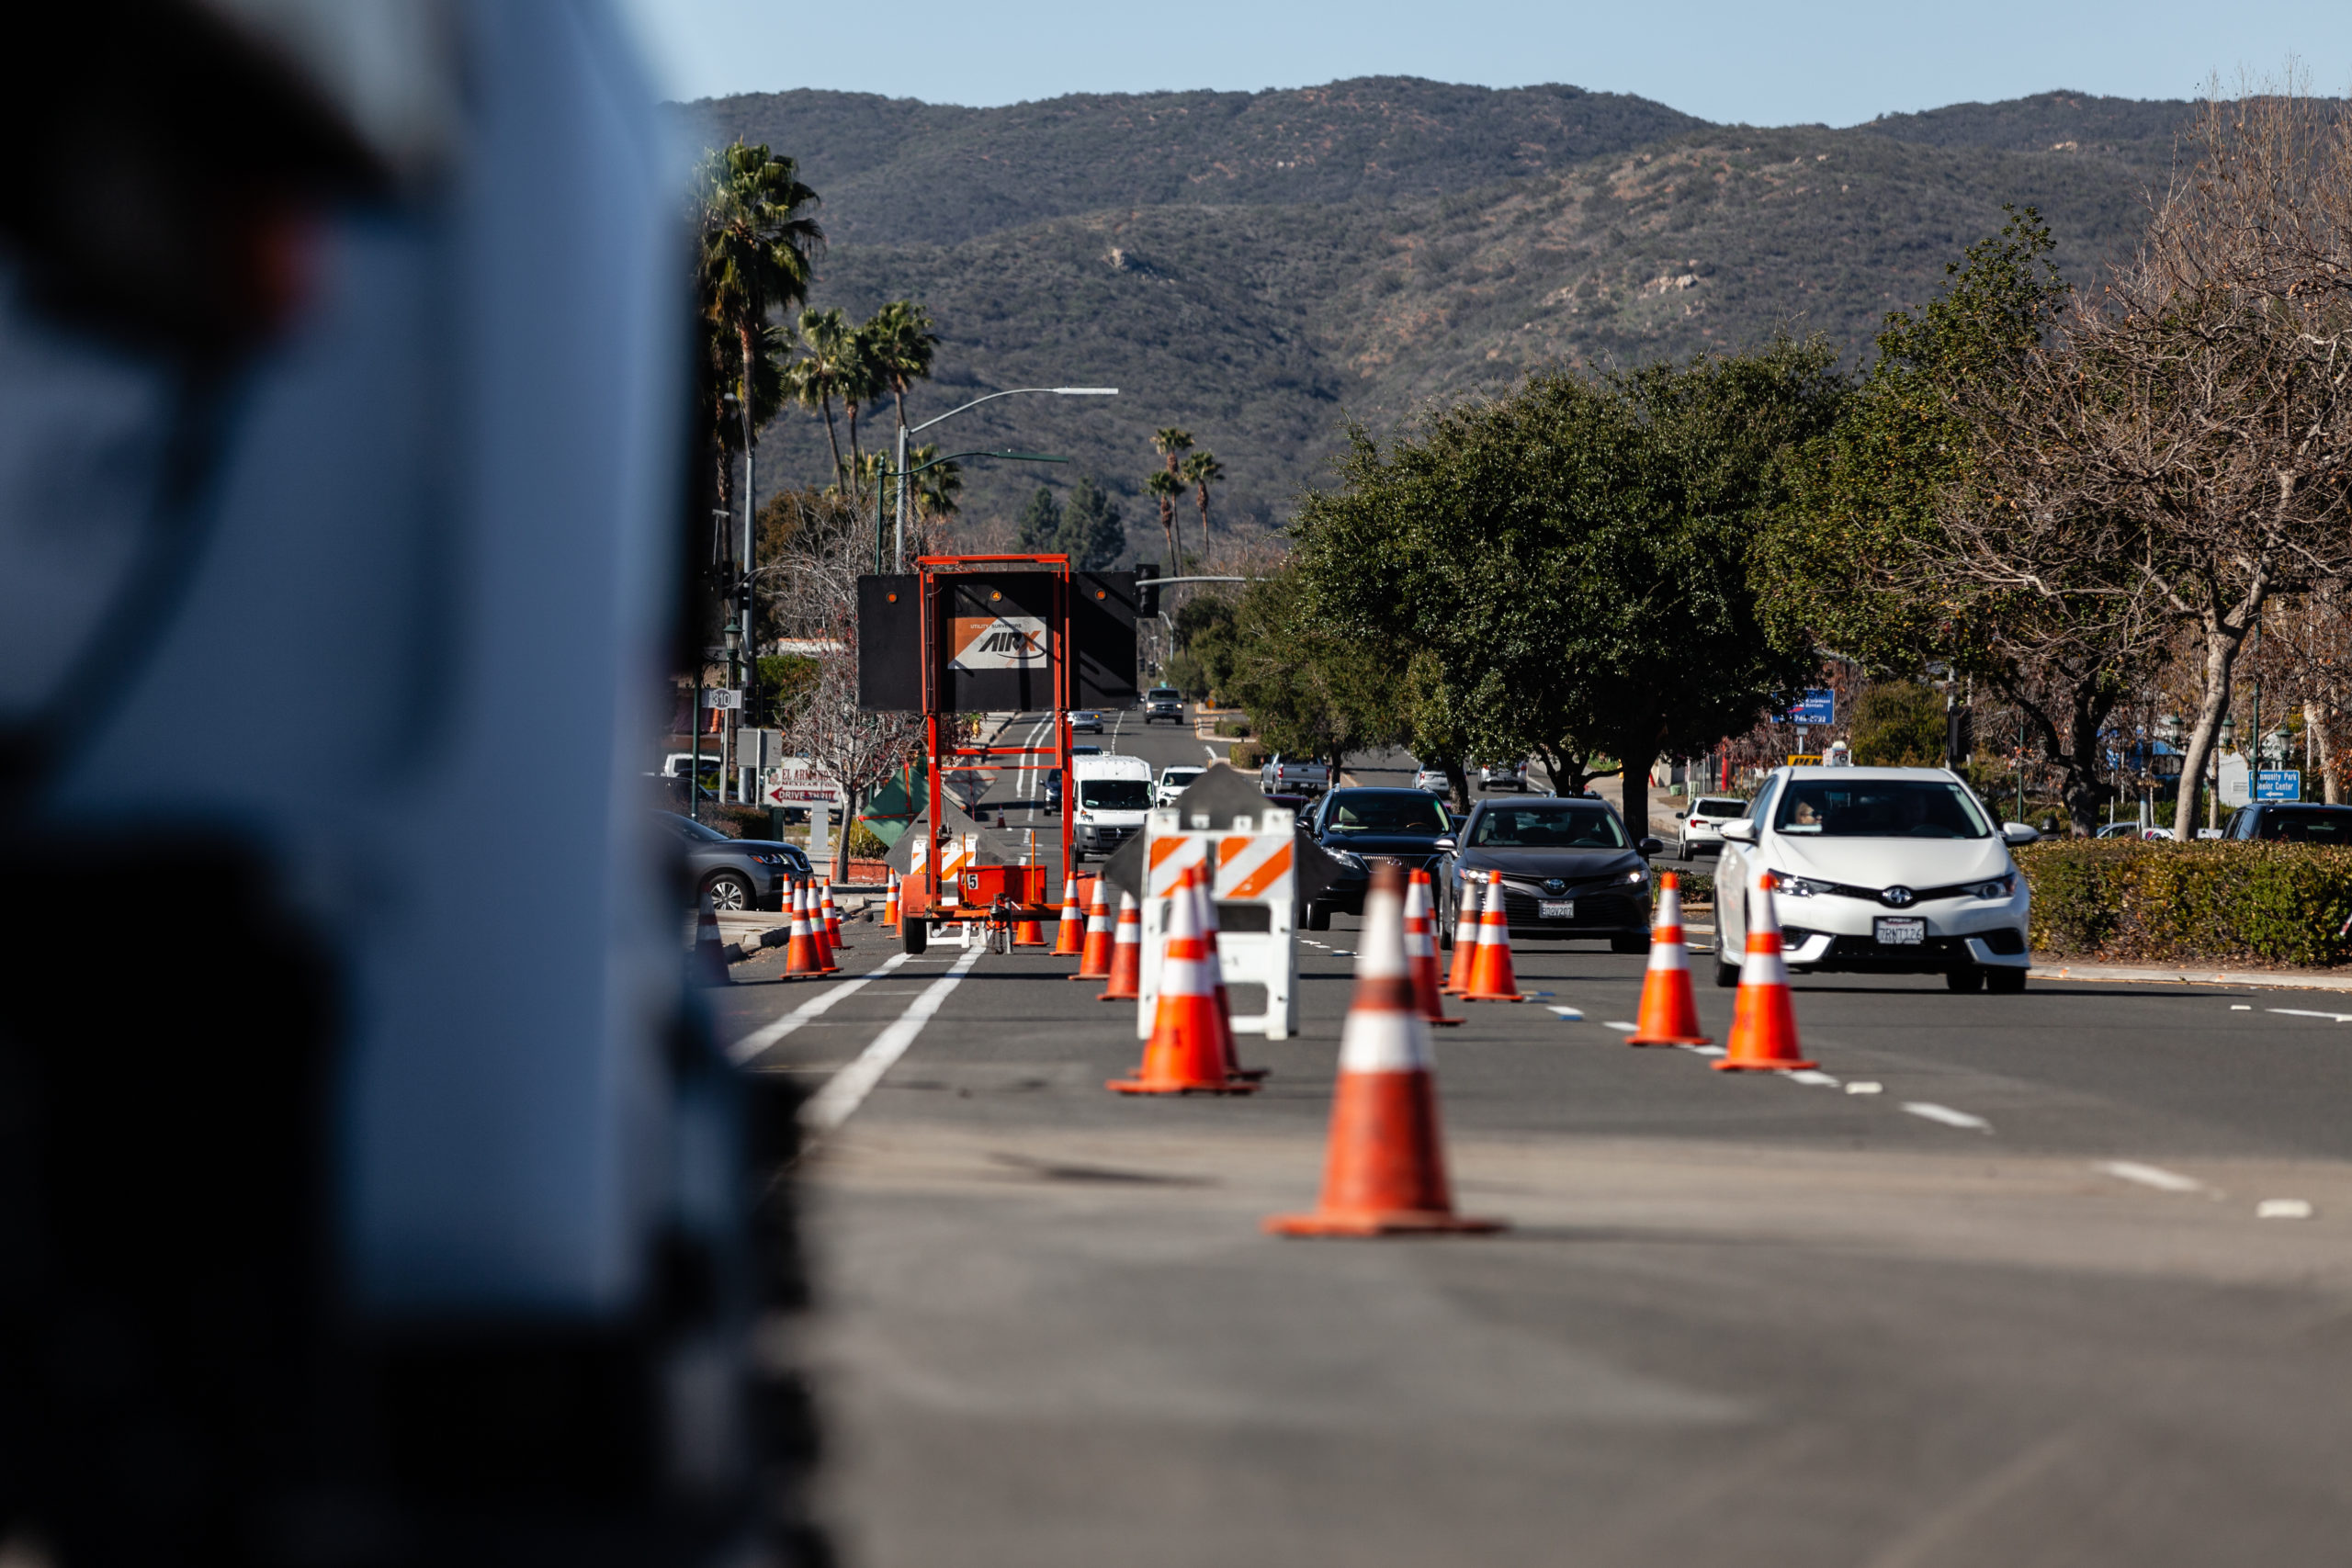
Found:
[701,687,741,710]
[1786,689,1835,727]
[2256,770,2302,802]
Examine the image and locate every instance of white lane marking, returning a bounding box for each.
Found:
[1845,1081,1884,1095]
[1603,1020,1639,1032]
[2258,1198,2315,1219]
[1785,1069,1840,1087]
[1904,1101,1993,1132]
[727,953,912,1066]
[2269,1008,2352,1023]
[2099,1160,2207,1193]
[1680,1043,1727,1056]
[2229,1004,2252,1010]
[802,945,986,1134]
[1016,713,1050,802]
[1204,743,1221,761]
[1546,1005,1586,1021]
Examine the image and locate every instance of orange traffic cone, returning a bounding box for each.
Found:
[822,879,847,947]
[690,890,730,987]
[1267,863,1501,1236]
[1443,873,1480,995]
[1051,878,1085,956]
[1098,890,1142,1000]
[882,870,900,929]
[807,881,841,974]
[781,882,820,977]
[1405,869,1461,1027]
[1461,870,1527,1002]
[1625,871,1712,1047]
[1012,889,1049,947]
[1717,872,1816,1072]
[1070,875,1114,980]
[1194,870,1266,1083]
[1110,867,1254,1096]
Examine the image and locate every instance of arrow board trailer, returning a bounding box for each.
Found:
[1139,804,1300,1040]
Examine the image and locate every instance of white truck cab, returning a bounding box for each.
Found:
[1072,752,1156,860]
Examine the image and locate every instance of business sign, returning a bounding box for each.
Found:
[2255,769,2302,802]
[763,757,847,808]
[948,614,1048,671]
[1786,689,1835,727]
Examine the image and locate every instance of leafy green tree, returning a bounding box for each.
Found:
[1056,475,1125,570]
[908,443,962,524]
[1848,682,1948,765]
[1013,485,1061,552]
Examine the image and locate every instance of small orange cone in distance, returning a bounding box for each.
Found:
[1444,873,1480,995]
[1267,863,1501,1237]
[1052,878,1085,955]
[691,890,730,987]
[1626,871,1712,1047]
[1462,871,1527,1002]
[1717,872,1817,1072]
[808,881,841,974]
[781,882,820,977]
[1110,867,1253,1095]
[1405,869,1461,1027]
[822,879,847,947]
[1195,871,1266,1083]
[882,871,900,929]
[1098,890,1142,1000]
[1012,891,1049,947]
[1071,876,1114,979]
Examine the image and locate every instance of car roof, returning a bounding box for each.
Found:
[2256,802,2352,811]
[1772,765,1963,782]
[1326,785,1441,797]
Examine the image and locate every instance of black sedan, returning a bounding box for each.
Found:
[657,811,810,911]
[1303,788,1459,930]
[1437,797,1660,952]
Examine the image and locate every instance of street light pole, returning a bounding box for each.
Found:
[895,386,1116,570]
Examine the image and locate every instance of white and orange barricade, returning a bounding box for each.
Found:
[1137,803,1299,1039]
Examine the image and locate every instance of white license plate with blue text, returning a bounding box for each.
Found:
[1874,917,1925,946]
[1539,900,1575,920]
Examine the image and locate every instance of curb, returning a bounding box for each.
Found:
[2029,958,2352,993]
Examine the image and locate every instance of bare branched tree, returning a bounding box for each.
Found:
[1953,82,2352,838]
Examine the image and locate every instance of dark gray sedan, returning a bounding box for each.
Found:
[1437,797,1661,953]
[1303,788,1458,930]
[657,811,809,911]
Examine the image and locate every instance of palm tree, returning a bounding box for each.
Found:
[787,307,856,482]
[1180,450,1223,558]
[909,443,964,523]
[841,319,883,480]
[1146,469,1188,573]
[864,300,940,439]
[1150,427,1193,570]
[695,141,821,517]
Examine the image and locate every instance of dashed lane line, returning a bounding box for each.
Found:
[727,953,911,1066]
[802,945,987,1134]
[2099,1160,2210,1194]
[1603,1021,1639,1032]
[2269,1007,2352,1024]
[1903,1101,1994,1132]
[1546,1005,1585,1021]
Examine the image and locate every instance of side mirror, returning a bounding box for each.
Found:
[1719,818,1758,844]
[1637,836,1663,857]
[1434,838,1456,851]
[2000,822,2041,846]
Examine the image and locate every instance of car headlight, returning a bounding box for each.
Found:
[1076,809,1093,824]
[1331,849,1366,871]
[1776,875,1831,897]
[1973,873,2017,898]
[1622,867,1647,886]
[753,852,788,864]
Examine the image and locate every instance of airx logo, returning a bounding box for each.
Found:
[949,615,1047,670]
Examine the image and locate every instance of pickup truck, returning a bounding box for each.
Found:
[1258,754,1331,796]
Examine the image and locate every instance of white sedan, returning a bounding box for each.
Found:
[1714,765,2038,994]
[1155,764,1204,807]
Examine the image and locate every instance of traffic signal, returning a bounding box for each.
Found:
[1136,561,1160,617]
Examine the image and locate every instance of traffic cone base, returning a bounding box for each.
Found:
[1625,871,1712,1047]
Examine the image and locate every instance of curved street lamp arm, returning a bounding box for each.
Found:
[906,388,1116,437]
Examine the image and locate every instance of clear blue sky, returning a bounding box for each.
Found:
[615,0,2352,125]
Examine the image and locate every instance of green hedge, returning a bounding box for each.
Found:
[2019,840,2352,967]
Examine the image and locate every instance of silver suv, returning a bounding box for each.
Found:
[1143,686,1184,725]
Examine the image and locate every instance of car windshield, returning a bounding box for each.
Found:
[665,813,729,842]
[1148,689,1180,701]
[1326,794,1450,835]
[1161,770,1201,788]
[1468,804,1626,849]
[1693,799,1746,818]
[1080,779,1153,809]
[1773,779,1991,839]
[2254,808,2352,843]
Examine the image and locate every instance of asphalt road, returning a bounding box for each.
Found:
[712,704,2352,1566]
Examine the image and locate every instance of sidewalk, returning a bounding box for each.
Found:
[2028,958,2352,993]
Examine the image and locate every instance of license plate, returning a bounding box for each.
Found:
[1874,917,1926,946]
[1539,900,1575,919]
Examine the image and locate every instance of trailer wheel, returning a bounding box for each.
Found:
[901,918,929,955]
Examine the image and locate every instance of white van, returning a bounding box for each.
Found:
[1072,753,1156,859]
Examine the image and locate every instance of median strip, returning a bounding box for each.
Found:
[802,945,986,1134]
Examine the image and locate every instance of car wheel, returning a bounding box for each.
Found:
[1677,840,1692,862]
[702,871,753,912]
[1610,932,1648,954]
[1306,901,1331,931]
[1984,966,2027,994]
[1713,949,1742,988]
[901,918,929,955]
[1945,965,1985,993]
